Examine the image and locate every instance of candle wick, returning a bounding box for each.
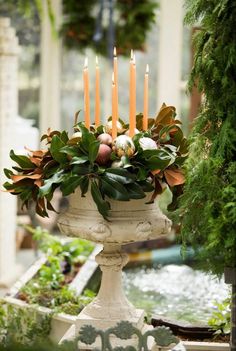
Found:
[131,49,134,61]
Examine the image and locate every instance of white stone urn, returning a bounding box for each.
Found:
[58,188,172,333]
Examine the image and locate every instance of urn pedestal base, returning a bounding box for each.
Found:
[76,245,155,349]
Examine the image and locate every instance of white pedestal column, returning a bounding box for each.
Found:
[0,18,22,287]
[157,0,184,113]
[40,0,62,134]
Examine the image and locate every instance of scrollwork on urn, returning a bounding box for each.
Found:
[89,221,112,242]
[136,221,152,240]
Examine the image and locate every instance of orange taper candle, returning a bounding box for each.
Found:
[143,64,149,130]
[113,47,118,120]
[95,56,100,126]
[83,57,90,128]
[112,72,117,139]
[129,51,136,137]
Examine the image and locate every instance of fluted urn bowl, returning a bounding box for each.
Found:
[58,189,172,244]
[58,188,172,331]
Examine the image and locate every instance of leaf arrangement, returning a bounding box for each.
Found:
[3,104,187,219]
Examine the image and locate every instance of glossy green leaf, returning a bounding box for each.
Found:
[70,155,89,165]
[105,168,136,184]
[79,123,96,152]
[91,180,110,219]
[9,150,34,169]
[60,130,69,144]
[80,176,89,196]
[50,135,68,164]
[137,167,148,181]
[138,180,154,192]
[4,168,14,179]
[60,145,80,157]
[88,140,100,164]
[61,175,82,196]
[101,177,130,201]
[72,164,92,175]
[126,183,146,199]
[39,171,65,197]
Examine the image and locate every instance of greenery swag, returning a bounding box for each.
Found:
[61,0,158,57]
[179,0,236,274]
[3,104,187,219]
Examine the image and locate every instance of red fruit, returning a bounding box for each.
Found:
[97,133,113,146]
[96,144,112,165]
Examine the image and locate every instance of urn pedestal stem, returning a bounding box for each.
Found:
[78,244,144,328]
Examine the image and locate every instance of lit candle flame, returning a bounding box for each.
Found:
[84,57,88,68]
[146,64,149,74]
[113,47,117,57]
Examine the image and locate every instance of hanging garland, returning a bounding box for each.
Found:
[61,0,158,57]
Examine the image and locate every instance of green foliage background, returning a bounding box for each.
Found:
[179,0,236,274]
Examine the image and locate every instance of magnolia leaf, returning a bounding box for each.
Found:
[136,113,144,130]
[10,150,35,169]
[80,176,89,197]
[142,149,172,170]
[137,167,148,181]
[105,168,136,184]
[50,135,68,164]
[4,168,14,179]
[19,189,32,203]
[11,173,42,182]
[151,169,161,175]
[46,200,58,213]
[88,140,100,164]
[35,179,43,187]
[138,180,154,192]
[72,164,92,175]
[159,124,181,142]
[101,177,130,201]
[126,183,146,199]
[60,130,69,144]
[39,171,64,197]
[91,180,110,219]
[148,118,155,128]
[78,123,96,152]
[36,197,48,217]
[155,105,176,125]
[61,175,82,196]
[164,168,185,187]
[146,177,163,204]
[29,157,41,167]
[60,145,80,157]
[70,156,89,165]
[24,148,46,157]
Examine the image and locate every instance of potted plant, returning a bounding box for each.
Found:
[3,104,187,346]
